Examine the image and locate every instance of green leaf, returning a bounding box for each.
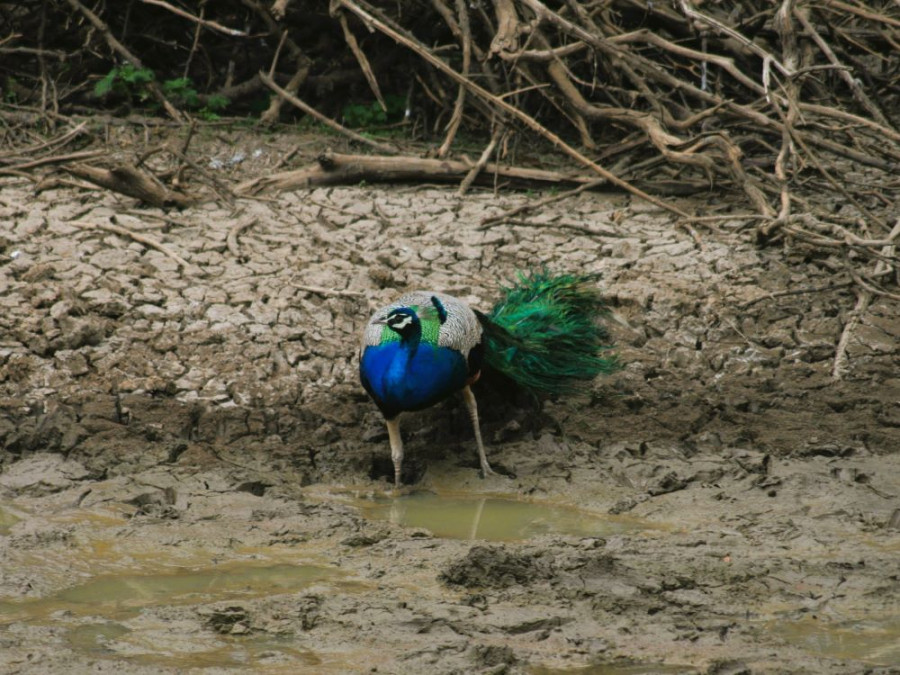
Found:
[94,70,116,97]
[206,94,229,111]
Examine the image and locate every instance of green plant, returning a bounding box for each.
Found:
[341,93,406,128]
[162,79,229,119]
[161,77,199,108]
[94,63,155,101]
[199,93,229,120]
[4,77,19,103]
[205,94,229,112]
[94,67,228,117]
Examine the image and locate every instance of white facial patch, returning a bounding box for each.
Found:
[389,314,413,331]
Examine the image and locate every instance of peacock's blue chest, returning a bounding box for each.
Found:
[360,341,469,419]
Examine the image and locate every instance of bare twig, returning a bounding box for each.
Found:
[63,0,185,122]
[677,0,793,77]
[139,0,248,36]
[72,220,193,270]
[458,125,501,196]
[738,281,856,310]
[479,178,606,227]
[226,218,258,259]
[794,8,892,129]
[336,11,386,112]
[0,149,106,174]
[291,283,365,298]
[336,0,691,219]
[258,70,399,155]
[774,0,799,222]
[832,220,900,380]
[168,147,236,205]
[437,0,473,158]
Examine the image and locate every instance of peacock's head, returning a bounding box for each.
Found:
[385,307,421,339]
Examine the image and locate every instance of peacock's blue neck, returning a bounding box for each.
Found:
[360,338,469,418]
[386,334,419,381]
[398,325,421,349]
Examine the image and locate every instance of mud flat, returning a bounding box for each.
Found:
[1,132,899,673]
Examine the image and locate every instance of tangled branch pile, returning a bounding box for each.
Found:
[2,1,899,307]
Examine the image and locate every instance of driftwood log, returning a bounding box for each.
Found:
[237,151,601,194]
[236,151,704,196]
[65,163,197,208]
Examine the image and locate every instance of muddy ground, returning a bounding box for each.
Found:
[1,129,899,674]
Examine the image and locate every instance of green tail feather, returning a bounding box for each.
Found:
[477,270,618,395]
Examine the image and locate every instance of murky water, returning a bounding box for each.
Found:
[0,561,350,670]
[0,562,340,623]
[773,616,900,666]
[357,491,647,541]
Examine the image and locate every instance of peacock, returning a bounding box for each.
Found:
[359,270,617,486]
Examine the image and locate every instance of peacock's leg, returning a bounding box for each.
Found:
[385,416,404,487]
[462,385,494,478]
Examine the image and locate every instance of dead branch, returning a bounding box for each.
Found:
[290,283,365,298]
[773,0,799,222]
[479,178,606,227]
[676,0,792,77]
[458,125,502,196]
[139,0,249,37]
[794,8,891,129]
[336,11,386,113]
[240,0,313,125]
[336,0,691,218]
[258,71,399,154]
[236,150,605,194]
[489,0,522,56]
[832,220,900,380]
[226,218,258,260]
[62,0,185,123]
[0,149,106,175]
[436,0,473,157]
[71,220,193,270]
[169,148,237,205]
[65,163,197,208]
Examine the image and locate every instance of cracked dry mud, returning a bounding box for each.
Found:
[1,132,899,674]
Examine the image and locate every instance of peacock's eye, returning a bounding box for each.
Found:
[387,310,415,331]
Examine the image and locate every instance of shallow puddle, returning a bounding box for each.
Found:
[358,491,646,541]
[772,616,900,666]
[0,561,354,670]
[0,562,341,624]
